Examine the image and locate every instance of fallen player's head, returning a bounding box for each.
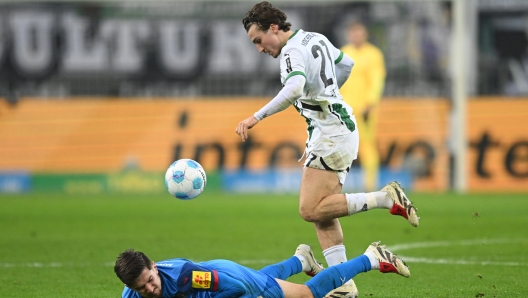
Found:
[115,249,162,298]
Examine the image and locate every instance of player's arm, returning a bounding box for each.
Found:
[209,271,248,298]
[176,262,247,298]
[335,51,354,88]
[254,75,305,120]
[235,75,305,141]
[235,47,307,142]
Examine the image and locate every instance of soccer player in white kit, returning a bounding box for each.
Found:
[235,2,419,291]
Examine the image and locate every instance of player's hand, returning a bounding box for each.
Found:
[235,116,259,142]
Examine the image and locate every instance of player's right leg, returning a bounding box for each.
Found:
[299,174,420,230]
[259,244,324,280]
[295,244,324,277]
[343,180,419,227]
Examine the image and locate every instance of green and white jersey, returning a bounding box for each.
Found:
[280,29,356,140]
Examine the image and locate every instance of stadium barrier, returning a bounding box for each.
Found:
[0,97,527,193]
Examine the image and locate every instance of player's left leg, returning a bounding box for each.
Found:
[310,241,410,298]
[304,253,371,298]
[358,106,380,192]
[260,244,323,280]
[274,253,371,298]
[299,167,349,265]
[362,106,380,192]
[359,132,379,192]
[294,244,324,277]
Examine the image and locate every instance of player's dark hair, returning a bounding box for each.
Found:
[114,249,153,286]
[242,1,291,32]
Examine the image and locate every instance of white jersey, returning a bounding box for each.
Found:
[280,29,356,141]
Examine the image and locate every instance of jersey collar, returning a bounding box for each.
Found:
[288,29,300,41]
[281,29,301,53]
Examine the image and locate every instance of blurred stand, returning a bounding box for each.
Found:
[1,0,528,194]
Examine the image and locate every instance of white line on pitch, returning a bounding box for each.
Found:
[387,238,528,252]
[4,238,528,268]
[399,256,528,266]
[387,238,528,266]
[0,262,115,268]
[0,260,277,268]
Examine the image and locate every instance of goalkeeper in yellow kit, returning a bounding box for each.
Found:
[340,22,386,192]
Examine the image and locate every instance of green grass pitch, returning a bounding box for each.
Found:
[1,191,527,297]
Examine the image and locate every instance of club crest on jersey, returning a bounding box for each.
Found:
[192,271,211,289]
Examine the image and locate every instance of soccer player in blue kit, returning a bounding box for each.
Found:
[115,241,409,298]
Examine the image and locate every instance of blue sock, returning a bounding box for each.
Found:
[259,256,302,280]
[306,255,371,298]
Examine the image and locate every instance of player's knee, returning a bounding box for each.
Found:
[299,205,321,222]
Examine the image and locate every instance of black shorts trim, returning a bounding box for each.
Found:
[305,153,318,167]
[301,102,323,112]
[319,157,335,171]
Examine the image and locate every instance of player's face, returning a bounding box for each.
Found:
[348,25,368,47]
[248,24,282,58]
[129,263,162,298]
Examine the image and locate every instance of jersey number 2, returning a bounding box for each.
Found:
[311,40,334,88]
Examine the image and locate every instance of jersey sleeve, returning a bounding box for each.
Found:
[330,42,343,63]
[254,75,305,120]
[176,262,247,298]
[335,52,354,88]
[281,47,307,83]
[176,262,219,294]
[208,271,247,298]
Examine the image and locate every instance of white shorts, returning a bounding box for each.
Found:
[302,132,359,184]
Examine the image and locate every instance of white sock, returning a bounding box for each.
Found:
[363,251,379,270]
[345,193,368,215]
[323,245,347,266]
[366,191,394,209]
[295,255,310,272]
[346,192,394,215]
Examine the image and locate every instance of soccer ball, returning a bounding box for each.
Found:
[165,159,207,200]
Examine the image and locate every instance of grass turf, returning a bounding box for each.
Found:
[1,191,527,297]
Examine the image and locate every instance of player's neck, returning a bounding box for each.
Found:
[279,30,294,47]
[353,41,367,49]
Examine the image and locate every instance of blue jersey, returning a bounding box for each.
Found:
[121,258,284,298]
